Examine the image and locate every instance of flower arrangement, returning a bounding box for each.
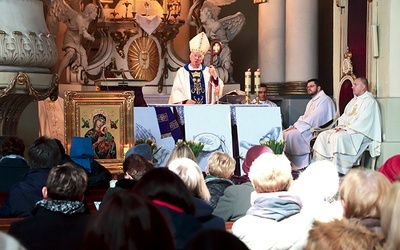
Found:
[260,139,285,155]
[134,138,162,163]
[175,139,205,158]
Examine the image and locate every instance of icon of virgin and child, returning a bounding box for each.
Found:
[84,111,117,159]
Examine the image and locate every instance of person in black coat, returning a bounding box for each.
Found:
[0,136,30,192]
[134,168,203,250]
[0,136,61,218]
[69,137,112,189]
[8,163,90,250]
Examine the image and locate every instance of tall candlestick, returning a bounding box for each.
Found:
[163,0,168,15]
[254,69,261,104]
[245,69,251,104]
[132,0,136,13]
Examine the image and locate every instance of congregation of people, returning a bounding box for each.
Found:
[1,130,400,249]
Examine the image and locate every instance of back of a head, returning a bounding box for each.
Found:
[290,160,339,204]
[185,229,249,250]
[242,145,273,174]
[123,154,154,180]
[168,157,210,201]
[378,154,400,183]
[166,144,197,166]
[249,153,292,193]
[358,77,369,89]
[305,219,384,250]
[46,163,88,201]
[380,182,400,250]
[134,167,195,215]
[124,144,153,162]
[206,152,236,178]
[85,190,174,250]
[0,136,25,157]
[340,168,391,219]
[28,136,61,169]
[53,138,66,156]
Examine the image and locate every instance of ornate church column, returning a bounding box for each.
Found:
[284,0,318,93]
[258,0,286,87]
[0,0,58,136]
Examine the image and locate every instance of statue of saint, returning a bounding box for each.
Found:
[46,1,99,84]
[187,0,245,83]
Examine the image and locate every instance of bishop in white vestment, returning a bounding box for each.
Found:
[312,77,381,174]
[169,32,223,104]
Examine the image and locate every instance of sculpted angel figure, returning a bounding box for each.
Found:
[187,0,245,82]
[46,0,99,84]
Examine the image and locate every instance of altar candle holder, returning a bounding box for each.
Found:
[254,69,261,104]
[245,69,252,104]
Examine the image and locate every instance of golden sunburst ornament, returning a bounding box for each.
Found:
[127,37,160,81]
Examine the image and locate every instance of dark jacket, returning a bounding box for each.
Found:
[8,206,90,250]
[100,179,137,209]
[157,205,203,250]
[0,157,30,192]
[0,168,52,218]
[212,182,254,221]
[87,160,113,189]
[193,197,225,230]
[205,177,234,208]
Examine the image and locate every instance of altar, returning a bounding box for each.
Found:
[134,104,282,173]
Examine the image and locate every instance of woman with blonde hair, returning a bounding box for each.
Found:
[339,168,391,234]
[165,144,197,167]
[380,181,400,250]
[168,157,224,230]
[205,152,236,208]
[168,158,210,202]
[232,153,313,249]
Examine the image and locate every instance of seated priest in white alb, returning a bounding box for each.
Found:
[312,77,381,175]
[168,32,224,104]
[283,79,336,171]
[251,84,277,107]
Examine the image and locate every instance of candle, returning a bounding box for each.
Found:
[245,69,251,92]
[132,0,136,13]
[254,69,261,92]
[123,144,130,157]
[163,0,168,15]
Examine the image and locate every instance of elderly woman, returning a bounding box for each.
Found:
[340,168,391,234]
[232,153,313,250]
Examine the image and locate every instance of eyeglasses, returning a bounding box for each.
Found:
[306,85,316,89]
[191,54,204,59]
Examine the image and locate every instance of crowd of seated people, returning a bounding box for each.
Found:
[1,133,400,249]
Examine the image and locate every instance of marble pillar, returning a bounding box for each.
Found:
[285,0,318,82]
[258,0,286,83]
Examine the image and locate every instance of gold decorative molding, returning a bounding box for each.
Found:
[64,91,135,174]
[127,36,160,81]
[280,81,308,95]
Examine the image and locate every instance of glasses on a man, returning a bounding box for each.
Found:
[306,85,316,89]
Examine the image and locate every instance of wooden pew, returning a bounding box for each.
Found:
[84,188,107,213]
[0,218,23,232]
